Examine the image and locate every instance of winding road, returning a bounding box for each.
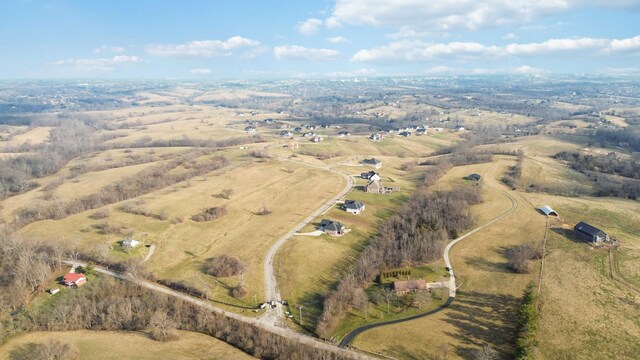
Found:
[339,182,519,347]
[261,158,355,326]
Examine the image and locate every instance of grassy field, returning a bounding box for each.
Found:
[0,331,254,360]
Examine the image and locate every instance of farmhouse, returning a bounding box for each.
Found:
[279,130,293,137]
[361,170,380,181]
[263,118,274,124]
[362,158,382,169]
[244,126,256,133]
[62,273,86,287]
[574,222,610,243]
[416,128,427,135]
[467,173,481,181]
[293,126,303,132]
[399,131,411,137]
[311,135,323,143]
[370,133,383,141]
[455,125,465,131]
[392,279,427,295]
[365,179,399,194]
[319,219,346,236]
[343,200,365,214]
[539,205,558,216]
[337,131,350,137]
[122,238,140,249]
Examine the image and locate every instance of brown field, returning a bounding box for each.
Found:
[0,331,254,360]
[0,126,53,149]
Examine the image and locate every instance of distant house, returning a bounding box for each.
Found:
[416,128,427,135]
[244,126,256,133]
[62,273,86,287]
[399,131,411,137]
[360,171,380,181]
[539,206,558,216]
[392,279,427,295]
[279,130,293,137]
[263,118,274,124]
[343,200,365,215]
[311,135,323,143]
[466,173,481,181]
[293,126,303,132]
[303,132,315,137]
[365,179,399,194]
[122,238,140,249]
[455,125,465,131]
[319,219,346,236]
[370,133,384,141]
[362,158,382,169]
[432,127,444,132]
[574,222,610,243]
[337,131,351,137]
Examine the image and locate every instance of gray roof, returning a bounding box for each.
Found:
[363,158,381,164]
[320,219,344,231]
[468,173,481,180]
[539,205,558,216]
[344,200,364,210]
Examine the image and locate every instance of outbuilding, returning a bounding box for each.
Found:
[539,205,558,216]
[467,173,481,181]
[574,222,609,243]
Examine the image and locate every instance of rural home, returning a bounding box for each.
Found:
[319,219,346,236]
[392,279,427,295]
[244,126,256,133]
[574,222,610,243]
[455,125,465,131]
[416,128,427,135]
[361,170,381,181]
[122,238,140,249]
[365,179,399,194]
[399,131,411,137]
[311,135,323,143]
[343,200,365,214]
[62,273,86,287]
[279,130,293,137]
[370,133,384,141]
[337,131,350,137]
[362,158,382,169]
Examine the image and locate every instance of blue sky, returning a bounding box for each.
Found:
[1,0,640,78]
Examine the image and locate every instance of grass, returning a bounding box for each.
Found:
[0,331,254,360]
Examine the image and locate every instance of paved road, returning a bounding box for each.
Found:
[261,158,355,326]
[339,182,519,347]
[63,260,371,359]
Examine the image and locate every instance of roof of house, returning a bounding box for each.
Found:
[468,173,481,180]
[539,205,558,216]
[392,279,426,293]
[344,200,365,210]
[320,219,345,231]
[574,221,606,237]
[63,273,86,283]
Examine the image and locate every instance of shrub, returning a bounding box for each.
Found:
[190,206,228,222]
[506,243,542,274]
[89,208,110,220]
[231,285,248,298]
[400,161,417,171]
[256,205,272,215]
[204,254,247,277]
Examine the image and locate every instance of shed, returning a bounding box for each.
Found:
[539,206,558,216]
[362,158,382,169]
[467,173,481,181]
[574,221,609,243]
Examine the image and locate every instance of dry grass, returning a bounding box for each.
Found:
[0,126,53,149]
[0,331,254,360]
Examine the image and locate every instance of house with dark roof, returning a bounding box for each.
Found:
[279,130,293,137]
[392,279,427,295]
[360,170,380,181]
[467,173,481,181]
[319,219,346,236]
[362,158,382,169]
[244,126,256,133]
[574,222,609,243]
[343,200,365,215]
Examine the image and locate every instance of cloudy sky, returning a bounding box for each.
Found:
[1,0,640,78]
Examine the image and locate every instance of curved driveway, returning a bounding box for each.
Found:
[339,183,519,347]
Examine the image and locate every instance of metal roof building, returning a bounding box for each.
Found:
[539,205,558,216]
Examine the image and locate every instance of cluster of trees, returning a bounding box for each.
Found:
[594,126,640,152]
[9,340,79,360]
[13,155,229,229]
[505,243,543,274]
[503,150,525,189]
[554,151,640,180]
[316,187,482,336]
[9,277,351,360]
[121,202,168,221]
[515,284,539,360]
[116,134,266,149]
[204,255,246,277]
[191,206,228,222]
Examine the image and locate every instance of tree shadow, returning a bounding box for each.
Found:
[551,227,585,243]
[465,256,512,274]
[441,290,520,359]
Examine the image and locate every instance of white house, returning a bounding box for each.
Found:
[122,238,140,249]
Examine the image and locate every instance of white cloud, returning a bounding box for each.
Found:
[424,65,548,75]
[297,18,323,35]
[424,66,458,74]
[146,36,260,58]
[94,45,125,54]
[53,55,142,72]
[329,0,640,31]
[325,16,342,29]
[602,67,640,75]
[327,36,350,44]
[325,67,377,77]
[502,33,517,40]
[511,65,549,75]
[352,35,640,62]
[190,68,212,75]
[274,45,340,61]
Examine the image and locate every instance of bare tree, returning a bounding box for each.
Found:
[474,344,499,360]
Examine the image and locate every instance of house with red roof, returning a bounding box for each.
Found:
[62,273,86,287]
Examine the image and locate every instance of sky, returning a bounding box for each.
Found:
[1,0,640,79]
